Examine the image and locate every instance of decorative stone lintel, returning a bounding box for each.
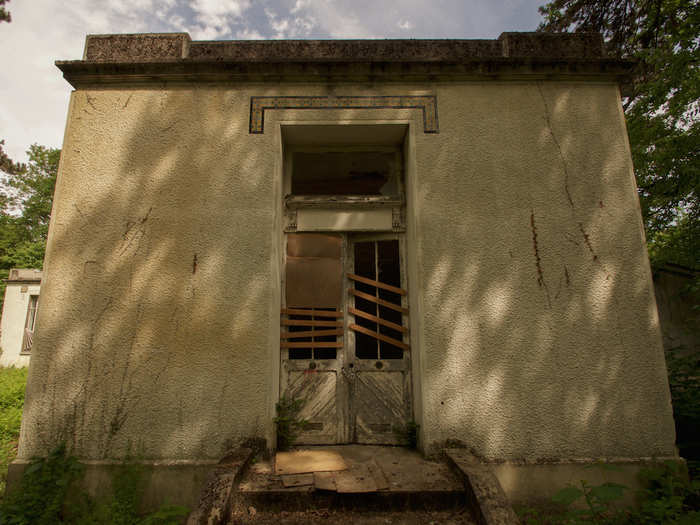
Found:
[284,195,403,210]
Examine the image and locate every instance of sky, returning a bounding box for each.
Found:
[0,0,545,163]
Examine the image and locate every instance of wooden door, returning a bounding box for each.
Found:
[280,233,347,444]
[347,237,411,444]
[280,233,411,445]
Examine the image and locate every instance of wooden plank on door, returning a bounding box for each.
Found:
[350,323,409,351]
[348,289,408,314]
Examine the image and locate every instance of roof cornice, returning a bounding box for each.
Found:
[56,32,635,87]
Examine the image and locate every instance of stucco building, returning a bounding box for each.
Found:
[0,269,41,368]
[13,32,678,506]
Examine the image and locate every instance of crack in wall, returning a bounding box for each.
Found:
[85,93,99,112]
[530,210,551,307]
[578,222,599,262]
[537,82,574,208]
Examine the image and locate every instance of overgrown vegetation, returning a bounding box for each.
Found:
[518,462,700,524]
[0,367,27,498]
[0,446,188,524]
[274,395,308,450]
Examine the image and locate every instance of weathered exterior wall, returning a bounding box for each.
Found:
[0,279,41,368]
[413,81,677,459]
[19,78,676,466]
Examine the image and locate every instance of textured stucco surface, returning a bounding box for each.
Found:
[0,281,40,368]
[19,80,676,465]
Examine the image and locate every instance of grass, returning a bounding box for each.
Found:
[0,366,27,499]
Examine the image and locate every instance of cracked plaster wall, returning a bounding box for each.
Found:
[18,81,676,462]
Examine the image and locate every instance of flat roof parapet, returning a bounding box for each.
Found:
[5,269,42,283]
[58,32,633,86]
[82,32,604,62]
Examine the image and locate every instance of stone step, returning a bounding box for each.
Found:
[235,445,468,512]
[187,445,491,525]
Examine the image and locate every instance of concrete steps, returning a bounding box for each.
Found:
[187,445,519,524]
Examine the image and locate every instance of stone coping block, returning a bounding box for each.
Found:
[186,447,255,525]
[445,449,520,525]
[57,32,632,87]
[85,33,190,61]
[81,32,603,63]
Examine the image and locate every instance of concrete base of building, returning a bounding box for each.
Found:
[6,458,220,512]
[489,456,684,506]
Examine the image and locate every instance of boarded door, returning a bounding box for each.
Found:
[280,233,411,445]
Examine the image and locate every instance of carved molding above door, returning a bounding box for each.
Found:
[249,95,439,134]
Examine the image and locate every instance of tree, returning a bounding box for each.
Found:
[538,0,699,269]
[0,0,12,23]
[0,145,60,308]
[0,145,60,269]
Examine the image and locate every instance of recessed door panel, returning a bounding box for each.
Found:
[283,367,338,445]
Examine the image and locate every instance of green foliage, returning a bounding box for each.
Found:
[0,143,60,311]
[0,144,60,267]
[630,461,700,524]
[538,0,700,270]
[551,477,628,524]
[648,212,700,271]
[0,1,11,24]
[517,463,700,524]
[0,141,24,177]
[0,444,85,525]
[274,395,308,450]
[392,420,420,448]
[0,367,27,498]
[0,446,188,525]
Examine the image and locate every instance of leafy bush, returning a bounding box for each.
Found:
[630,461,700,525]
[0,446,188,525]
[0,444,84,525]
[517,462,700,525]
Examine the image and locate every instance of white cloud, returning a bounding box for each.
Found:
[190,0,252,39]
[397,19,414,31]
[265,6,315,39]
[236,27,265,39]
[291,0,311,13]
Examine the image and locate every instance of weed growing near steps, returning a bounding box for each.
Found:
[0,445,188,525]
[516,461,700,525]
[0,367,27,498]
[274,395,309,451]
